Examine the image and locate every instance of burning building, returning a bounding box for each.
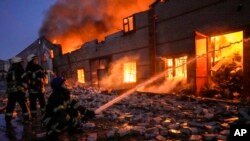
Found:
[49,0,250,101]
[16,37,58,82]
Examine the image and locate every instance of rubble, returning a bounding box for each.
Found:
[201,54,243,100]
[87,133,97,141]
[0,86,248,140]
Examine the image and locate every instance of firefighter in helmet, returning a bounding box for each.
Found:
[25,54,46,119]
[42,76,95,139]
[5,57,30,128]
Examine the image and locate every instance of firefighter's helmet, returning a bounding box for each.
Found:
[11,57,23,64]
[27,54,37,62]
[51,76,66,90]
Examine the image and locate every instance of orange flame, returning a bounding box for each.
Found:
[77,69,85,83]
[123,62,137,83]
[40,0,155,54]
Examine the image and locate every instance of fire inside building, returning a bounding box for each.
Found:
[47,0,250,102]
[1,0,250,140]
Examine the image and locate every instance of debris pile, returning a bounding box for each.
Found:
[66,87,248,140]
[0,86,249,140]
[201,54,243,100]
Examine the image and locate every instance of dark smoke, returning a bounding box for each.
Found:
[39,0,154,53]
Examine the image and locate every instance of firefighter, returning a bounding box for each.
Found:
[42,76,95,140]
[5,57,30,128]
[25,54,46,119]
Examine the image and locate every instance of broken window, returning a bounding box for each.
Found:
[166,59,174,78]
[123,62,136,83]
[210,31,243,69]
[175,56,187,79]
[123,16,134,33]
[77,69,85,83]
[165,56,187,79]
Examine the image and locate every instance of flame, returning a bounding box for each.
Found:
[165,56,187,80]
[77,69,85,83]
[175,56,187,79]
[123,62,137,83]
[40,0,155,54]
[100,56,139,89]
[211,31,243,64]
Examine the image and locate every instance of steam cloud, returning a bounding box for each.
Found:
[39,0,155,53]
[100,55,139,90]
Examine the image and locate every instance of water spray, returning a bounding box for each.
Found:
[95,41,242,114]
[95,57,197,114]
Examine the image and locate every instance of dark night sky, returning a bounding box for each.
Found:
[0,0,56,60]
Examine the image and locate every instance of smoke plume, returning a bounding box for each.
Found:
[39,0,155,53]
[100,55,139,89]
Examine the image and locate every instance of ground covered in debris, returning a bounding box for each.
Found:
[0,87,249,141]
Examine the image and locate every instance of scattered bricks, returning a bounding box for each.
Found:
[202,108,209,114]
[189,135,202,141]
[152,117,162,124]
[168,129,181,138]
[181,127,192,136]
[194,106,203,115]
[148,139,157,141]
[145,127,159,139]
[118,127,131,137]
[224,117,239,123]
[83,122,96,128]
[219,130,230,136]
[155,125,166,130]
[161,118,172,127]
[183,111,194,118]
[188,122,204,128]
[87,133,97,141]
[204,125,220,133]
[204,113,214,120]
[159,129,168,137]
[162,105,172,112]
[137,123,150,127]
[118,115,126,122]
[95,113,104,119]
[202,134,217,141]
[132,114,143,122]
[124,114,133,121]
[217,135,228,140]
[107,128,118,138]
[168,123,180,129]
[181,122,188,128]
[131,126,146,135]
[189,127,199,134]
[220,123,229,129]
[109,113,118,120]
[155,135,166,141]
